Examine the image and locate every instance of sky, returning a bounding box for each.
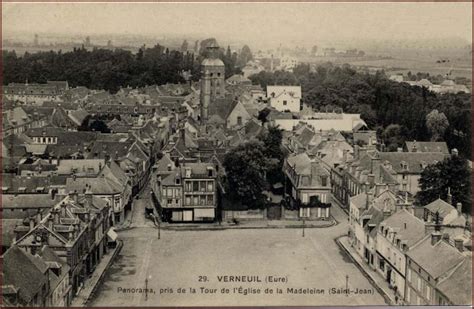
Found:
[2,2,472,48]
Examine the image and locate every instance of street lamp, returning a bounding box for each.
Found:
[302,218,305,237]
[145,277,148,301]
[157,219,161,240]
[345,274,349,297]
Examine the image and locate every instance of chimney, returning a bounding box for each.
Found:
[29,217,35,230]
[367,174,375,187]
[69,190,78,202]
[431,231,442,245]
[61,202,67,217]
[36,211,42,224]
[446,187,452,205]
[411,140,417,152]
[47,216,54,230]
[85,190,93,206]
[456,203,462,215]
[53,209,60,224]
[383,209,391,220]
[454,238,464,252]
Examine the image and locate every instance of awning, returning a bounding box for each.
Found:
[194,208,215,218]
[107,228,118,242]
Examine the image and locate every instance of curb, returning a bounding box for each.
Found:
[159,219,336,231]
[334,236,394,306]
[82,240,124,307]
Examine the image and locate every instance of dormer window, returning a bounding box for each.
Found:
[400,161,408,170]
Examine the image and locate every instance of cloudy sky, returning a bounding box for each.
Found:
[3,2,472,48]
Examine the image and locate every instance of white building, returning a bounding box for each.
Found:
[279,55,298,72]
[267,85,301,113]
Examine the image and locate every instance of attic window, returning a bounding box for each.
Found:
[36,187,45,192]
[2,187,9,192]
[400,161,408,170]
[18,187,27,192]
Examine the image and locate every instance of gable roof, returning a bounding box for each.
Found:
[405,141,449,154]
[380,209,426,247]
[208,96,238,121]
[3,246,49,304]
[407,236,466,279]
[378,152,447,174]
[424,198,456,218]
[437,258,472,305]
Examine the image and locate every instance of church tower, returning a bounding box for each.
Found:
[200,42,225,124]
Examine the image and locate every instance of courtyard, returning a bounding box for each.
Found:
[89,223,386,306]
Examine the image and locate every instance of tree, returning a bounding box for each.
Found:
[257,107,271,126]
[258,126,286,185]
[416,154,471,213]
[426,109,449,141]
[223,140,270,208]
[237,45,253,67]
[381,124,406,151]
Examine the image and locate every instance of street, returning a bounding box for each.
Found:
[89,195,386,306]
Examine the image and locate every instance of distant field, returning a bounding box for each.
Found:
[350,58,472,79]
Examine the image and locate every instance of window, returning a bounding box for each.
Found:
[185,196,191,205]
[406,288,411,303]
[426,285,431,300]
[193,181,199,191]
[283,100,288,106]
[407,268,412,283]
[417,277,422,291]
[207,181,214,191]
[299,207,310,218]
[185,182,192,192]
[321,175,328,187]
[197,181,204,192]
[167,199,172,205]
[207,195,214,205]
[167,188,173,197]
[237,116,243,126]
[302,193,308,204]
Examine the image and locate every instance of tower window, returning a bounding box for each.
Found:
[210,73,214,77]
[217,73,221,77]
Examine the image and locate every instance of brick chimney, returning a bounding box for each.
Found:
[446,187,452,205]
[456,203,462,215]
[431,231,442,245]
[29,217,35,230]
[454,238,464,252]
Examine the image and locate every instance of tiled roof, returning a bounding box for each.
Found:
[2,194,61,209]
[437,258,472,305]
[405,141,449,154]
[407,236,466,279]
[3,246,49,304]
[208,96,238,122]
[380,209,426,247]
[378,152,447,174]
[424,198,456,218]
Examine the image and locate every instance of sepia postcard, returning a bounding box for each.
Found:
[1,1,472,307]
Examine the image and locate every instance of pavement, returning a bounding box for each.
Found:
[88,193,388,306]
[336,235,397,305]
[71,240,123,307]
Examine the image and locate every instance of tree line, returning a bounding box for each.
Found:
[3,38,249,93]
[249,63,471,158]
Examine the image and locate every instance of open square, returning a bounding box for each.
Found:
[90,226,386,306]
